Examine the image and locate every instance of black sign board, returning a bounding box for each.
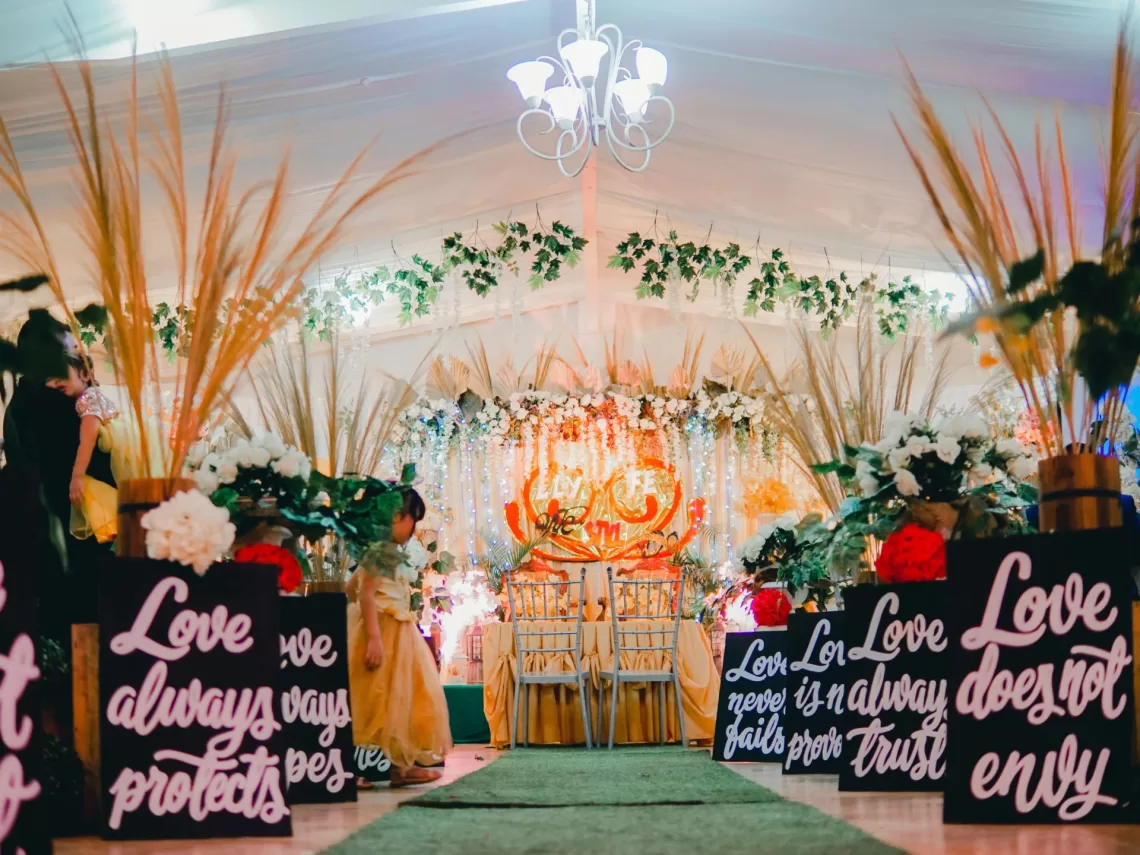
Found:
[99,559,292,840]
[352,745,392,783]
[712,630,787,762]
[278,594,356,804]
[783,611,846,775]
[944,529,1134,824]
[0,469,50,855]
[839,582,947,792]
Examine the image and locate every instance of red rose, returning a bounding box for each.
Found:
[234,544,304,594]
[750,587,792,627]
[876,523,946,584]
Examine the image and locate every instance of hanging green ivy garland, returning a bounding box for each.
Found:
[608,231,951,338]
[70,215,952,360]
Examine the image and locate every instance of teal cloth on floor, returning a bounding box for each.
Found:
[444,683,490,744]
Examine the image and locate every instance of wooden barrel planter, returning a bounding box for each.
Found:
[116,477,196,558]
[1037,453,1121,532]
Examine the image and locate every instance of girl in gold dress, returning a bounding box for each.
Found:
[346,487,452,787]
[46,352,120,544]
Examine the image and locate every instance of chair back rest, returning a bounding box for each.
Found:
[605,567,686,665]
[506,568,586,668]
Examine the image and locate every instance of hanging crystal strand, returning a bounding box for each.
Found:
[537,422,549,484]
[451,281,462,330]
[720,280,735,318]
[667,267,682,321]
[725,442,738,566]
[522,422,534,476]
[463,439,477,565]
[511,279,524,346]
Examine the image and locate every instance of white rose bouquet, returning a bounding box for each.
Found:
[184,431,311,496]
[848,412,1035,502]
[818,411,1037,548]
[141,490,236,575]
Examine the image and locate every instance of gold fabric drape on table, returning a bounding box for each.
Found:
[482,620,719,747]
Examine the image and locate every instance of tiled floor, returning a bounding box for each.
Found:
[55,747,1140,855]
[734,764,1140,855]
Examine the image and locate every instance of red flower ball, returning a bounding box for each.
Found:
[750,587,792,627]
[876,523,946,584]
[234,544,304,594]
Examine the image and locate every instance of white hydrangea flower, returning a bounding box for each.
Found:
[193,467,220,495]
[141,490,235,575]
[1009,456,1036,480]
[887,447,912,470]
[933,435,961,465]
[185,441,208,468]
[215,459,239,485]
[894,468,921,497]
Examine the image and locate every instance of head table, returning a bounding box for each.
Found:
[481,616,720,748]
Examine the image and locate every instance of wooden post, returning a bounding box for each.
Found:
[72,623,100,826]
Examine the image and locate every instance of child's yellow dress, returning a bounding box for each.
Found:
[71,388,170,543]
[71,387,121,544]
[347,567,452,770]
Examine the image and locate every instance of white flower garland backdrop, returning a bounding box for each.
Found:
[389,386,828,571]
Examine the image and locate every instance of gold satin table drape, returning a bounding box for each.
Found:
[482,620,719,747]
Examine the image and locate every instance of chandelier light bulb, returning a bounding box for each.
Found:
[613,78,651,121]
[635,47,668,92]
[544,85,583,129]
[507,60,555,107]
[559,38,609,84]
[507,3,676,176]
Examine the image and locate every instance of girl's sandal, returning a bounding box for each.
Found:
[389,766,443,789]
[356,777,375,791]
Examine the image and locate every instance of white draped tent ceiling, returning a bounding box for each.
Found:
[0,0,1127,376]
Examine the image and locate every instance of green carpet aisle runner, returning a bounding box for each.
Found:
[323,748,905,855]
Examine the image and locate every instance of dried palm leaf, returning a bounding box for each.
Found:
[893,25,1139,454]
[0,47,438,476]
[742,303,950,511]
[427,355,471,400]
[465,338,495,400]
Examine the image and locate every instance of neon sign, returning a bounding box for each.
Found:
[505,457,705,562]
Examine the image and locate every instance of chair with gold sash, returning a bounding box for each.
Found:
[598,567,687,749]
[505,567,593,749]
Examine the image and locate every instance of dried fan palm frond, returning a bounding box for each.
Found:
[465,338,495,400]
[668,332,704,397]
[667,366,692,398]
[710,344,745,385]
[548,359,580,394]
[0,48,438,476]
[427,355,471,400]
[582,365,605,394]
[495,358,523,396]
[616,359,642,389]
[639,351,657,394]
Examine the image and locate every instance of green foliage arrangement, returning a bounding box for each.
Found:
[609,231,951,338]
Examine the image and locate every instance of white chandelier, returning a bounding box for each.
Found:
[505,0,675,178]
